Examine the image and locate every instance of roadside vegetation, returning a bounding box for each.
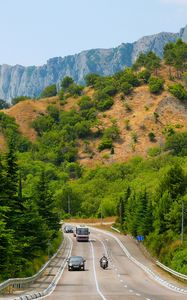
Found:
[0,39,187,279]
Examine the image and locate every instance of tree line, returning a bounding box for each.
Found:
[0,143,60,280]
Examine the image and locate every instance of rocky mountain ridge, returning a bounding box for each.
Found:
[1,25,187,102]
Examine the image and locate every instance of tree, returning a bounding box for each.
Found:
[84,73,100,87]
[164,39,187,78]
[0,99,9,109]
[40,84,57,98]
[35,170,60,238]
[61,76,74,89]
[168,83,187,101]
[148,76,164,94]
[165,132,187,156]
[133,51,161,74]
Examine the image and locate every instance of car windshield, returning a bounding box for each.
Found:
[76,228,89,235]
[69,256,83,263]
[67,226,73,230]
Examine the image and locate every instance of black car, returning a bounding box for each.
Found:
[67,256,86,271]
[64,225,74,233]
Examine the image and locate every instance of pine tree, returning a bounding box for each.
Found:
[35,170,60,239]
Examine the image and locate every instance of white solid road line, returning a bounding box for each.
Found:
[91,227,187,295]
[90,241,108,300]
[38,236,73,300]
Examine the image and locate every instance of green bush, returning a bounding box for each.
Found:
[98,137,113,151]
[102,85,117,96]
[0,99,9,109]
[40,84,57,98]
[147,146,162,157]
[120,82,133,95]
[78,95,94,110]
[84,73,100,87]
[165,132,187,156]
[148,132,156,142]
[168,83,187,101]
[138,69,151,83]
[148,76,164,94]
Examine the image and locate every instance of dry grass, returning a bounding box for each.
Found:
[0,67,187,166]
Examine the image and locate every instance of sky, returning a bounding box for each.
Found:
[0,0,187,66]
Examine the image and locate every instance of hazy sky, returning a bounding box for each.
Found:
[0,0,187,66]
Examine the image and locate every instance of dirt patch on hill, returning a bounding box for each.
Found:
[3,97,59,141]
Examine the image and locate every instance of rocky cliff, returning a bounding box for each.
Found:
[1,25,187,102]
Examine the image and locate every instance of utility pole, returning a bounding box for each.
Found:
[68,192,71,215]
[181,200,184,243]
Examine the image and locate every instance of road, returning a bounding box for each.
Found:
[44,227,187,300]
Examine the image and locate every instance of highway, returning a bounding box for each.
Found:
[43,227,187,300]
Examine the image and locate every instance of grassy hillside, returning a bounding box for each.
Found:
[1,66,187,165]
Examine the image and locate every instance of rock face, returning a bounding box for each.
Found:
[1,25,187,102]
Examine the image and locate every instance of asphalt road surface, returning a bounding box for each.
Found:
[44,227,187,300]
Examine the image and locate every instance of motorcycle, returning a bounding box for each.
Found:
[100,258,108,269]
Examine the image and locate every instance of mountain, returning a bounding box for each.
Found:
[0,25,187,102]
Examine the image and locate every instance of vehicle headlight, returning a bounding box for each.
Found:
[69,263,72,266]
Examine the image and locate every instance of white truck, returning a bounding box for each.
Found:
[75,225,90,242]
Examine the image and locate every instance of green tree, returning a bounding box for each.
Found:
[61,76,74,89]
[40,84,57,98]
[35,170,60,238]
[148,76,164,94]
[168,83,187,101]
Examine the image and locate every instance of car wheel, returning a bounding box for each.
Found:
[68,267,71,271]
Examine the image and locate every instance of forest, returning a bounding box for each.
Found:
[0,39,187,280]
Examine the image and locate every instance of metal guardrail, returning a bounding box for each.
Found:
[111,226,121,233]
[0,236,67,293]
[156,260,187,281]
[12,236,73,300]
[110,226,187,282]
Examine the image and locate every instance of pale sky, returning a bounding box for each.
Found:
[0,0,186,66]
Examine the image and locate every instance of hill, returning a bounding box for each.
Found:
[0,25,187,102]
[1,65,187,166]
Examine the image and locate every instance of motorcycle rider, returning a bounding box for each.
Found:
[100,254,108,267]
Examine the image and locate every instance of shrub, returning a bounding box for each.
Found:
[68,83,84,97]
[147,146,162,157]
[124,102,132,112]
[120,82,133,95]
[94,92,114,111]
[78,95,94,110]
[120,68,140,87]
[102,85,117,96]
[58,89,65,100]
[168,83,187,101]
[104,125,120,140]
[138,69,151,83]
[84,73,100,87]
[148,76,164,94]
[40,84,57,98]
[98,137,113,151]
[165,132,187,156]
[124,119,130,130]
[131,132,138,143]
[0,99,9,109]
[11,96,31,105]
[148,132,156,142]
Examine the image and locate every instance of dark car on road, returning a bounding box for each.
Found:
[67,256,86,271]
[64,225,74,233]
